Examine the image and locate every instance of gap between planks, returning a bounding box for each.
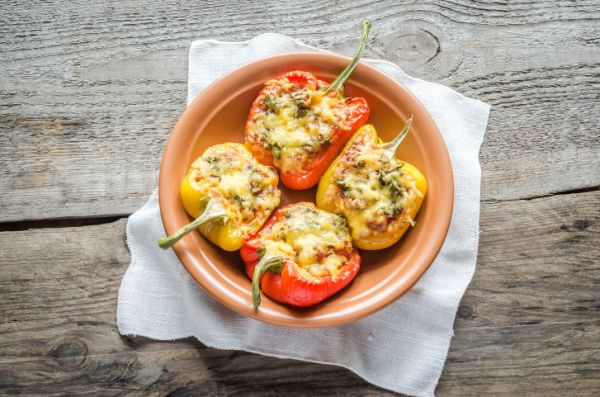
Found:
[2,186,598,231]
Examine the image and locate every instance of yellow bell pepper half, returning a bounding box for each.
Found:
[316,123,427,250]
[179,171,242,251]
[159,143,281,251]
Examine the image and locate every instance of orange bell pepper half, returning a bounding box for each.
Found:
[245,20,372,190]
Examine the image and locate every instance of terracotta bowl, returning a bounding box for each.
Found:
[158,52,453,328]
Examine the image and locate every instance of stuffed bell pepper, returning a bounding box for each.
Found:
[241,202,361,308]
[245,20,372,190]
[316,119,427,250]
[158,143,281,251]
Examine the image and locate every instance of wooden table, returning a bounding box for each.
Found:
[1,1,599,395]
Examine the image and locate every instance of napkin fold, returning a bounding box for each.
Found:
[117,33,490,397]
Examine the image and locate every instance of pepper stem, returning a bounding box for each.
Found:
[383,115,413,159]
[323,19,372,94]
[252,254,285,308]
[157,198,227,249]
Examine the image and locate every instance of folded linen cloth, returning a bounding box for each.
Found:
[117,33,490,397]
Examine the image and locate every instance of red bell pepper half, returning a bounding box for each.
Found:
[240,204,361,308]
[245,20,372,190]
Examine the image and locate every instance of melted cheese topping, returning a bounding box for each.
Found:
[188,144,281,238]
[327,134,423,239]
[258,203,353,280]
[246,76,352,174]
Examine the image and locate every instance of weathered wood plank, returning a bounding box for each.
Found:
[1,191,598,395]
[1,1,599,221]
[456,190,600,328]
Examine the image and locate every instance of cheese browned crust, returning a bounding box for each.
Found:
[246,77,353,174]
[258,203,353,281]
[188,144,281,239]
[326,134,423,239]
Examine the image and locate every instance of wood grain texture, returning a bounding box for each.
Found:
[1,191,598,396]
[2,1,600,395]
[1,0,599,221]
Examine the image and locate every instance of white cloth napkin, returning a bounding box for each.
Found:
[117,33,490,397]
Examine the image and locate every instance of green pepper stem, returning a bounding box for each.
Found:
[252,254,285,309]
[323,19,372,94]
[383,115,413,159]
[157,198,227,249]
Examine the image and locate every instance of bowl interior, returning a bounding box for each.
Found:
[159,53,453,327]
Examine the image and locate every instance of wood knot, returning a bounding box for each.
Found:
[457,304,473,319]
[374,21,460,78]
[560,219,593,232]
[48,338,88,368]
[389,28,441,64]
